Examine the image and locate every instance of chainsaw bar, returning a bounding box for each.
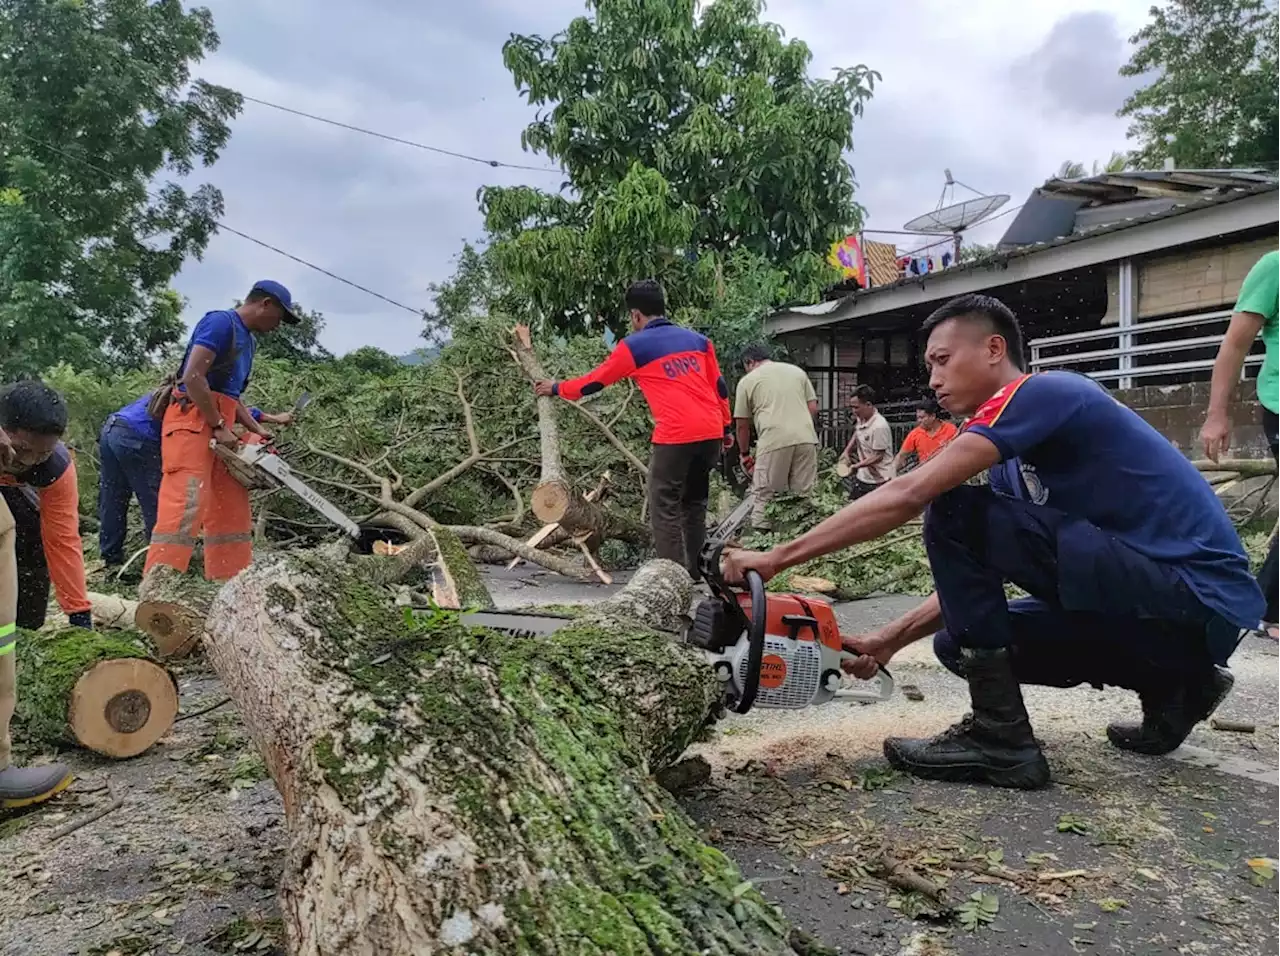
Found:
[460,610,575,638]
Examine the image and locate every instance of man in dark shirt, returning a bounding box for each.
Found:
[725,294,1261,790]
[0,382,92,630]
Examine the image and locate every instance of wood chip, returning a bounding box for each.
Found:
[1037,869,1089,882]
[1209,716,1256,733]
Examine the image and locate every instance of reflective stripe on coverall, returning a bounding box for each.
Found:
[0,494,21,768]
[144,392,263,581]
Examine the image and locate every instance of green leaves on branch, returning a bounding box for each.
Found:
[0,0,241,378]
[474,0,880,337]
[1119,0,1278,169]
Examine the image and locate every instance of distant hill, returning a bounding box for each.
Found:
[398,346,440,366]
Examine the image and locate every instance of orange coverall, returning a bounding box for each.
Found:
[144,393,260,581]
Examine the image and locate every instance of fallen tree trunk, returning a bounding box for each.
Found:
[14,627,178,758]
[134,565,222,658]
[87,591,141,631]
[510,325,609,540]
[204,552,824,955]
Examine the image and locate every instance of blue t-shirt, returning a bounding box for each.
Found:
[967,371,1263,630]
[113,393,263,444]
[177,309,256,399]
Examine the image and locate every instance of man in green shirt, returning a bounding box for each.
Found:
[1201,248,1278,638]
[734,345,820,528]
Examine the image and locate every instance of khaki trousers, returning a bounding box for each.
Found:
[751,443,819,527]
[0,495,19,770]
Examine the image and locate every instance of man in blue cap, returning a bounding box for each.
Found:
[145,281,300,581]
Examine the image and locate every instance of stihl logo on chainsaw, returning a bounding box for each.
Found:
[759,655,787,690]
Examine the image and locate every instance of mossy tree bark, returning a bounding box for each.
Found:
[203,554,826,955]
[14,627,178,758]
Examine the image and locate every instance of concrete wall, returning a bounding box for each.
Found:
[1113,380,1269,458]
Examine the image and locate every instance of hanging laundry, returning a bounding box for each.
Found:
[940,251,954,269]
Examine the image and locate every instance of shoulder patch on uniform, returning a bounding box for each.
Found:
[969,374,1032,429]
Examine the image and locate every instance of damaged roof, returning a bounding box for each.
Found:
[999,167,1279,248]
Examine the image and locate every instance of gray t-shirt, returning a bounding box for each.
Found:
[853,412,895,484]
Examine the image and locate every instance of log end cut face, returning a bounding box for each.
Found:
[68,658,179,758]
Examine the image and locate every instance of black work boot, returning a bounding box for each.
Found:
[1106,665,1234,756]
[884,647,1050,790]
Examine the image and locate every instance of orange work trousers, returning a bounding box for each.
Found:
[144,392,259,581]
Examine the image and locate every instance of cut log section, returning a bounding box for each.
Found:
[510,324,609,538]
[87,591,141,630]
[135,565,222,658]
[201,552,819,954]
[14,627,178,759]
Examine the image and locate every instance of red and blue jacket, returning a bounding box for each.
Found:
[553,318,733,445]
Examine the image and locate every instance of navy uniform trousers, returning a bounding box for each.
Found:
[926,485,1237,692]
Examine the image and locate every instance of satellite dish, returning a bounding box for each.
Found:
[898,173,1010,266]
[903,194,1009,234]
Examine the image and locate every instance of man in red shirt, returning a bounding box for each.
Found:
[891,400,958,474]
[535,280,733,576]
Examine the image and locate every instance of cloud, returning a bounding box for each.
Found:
[169,1,1157,356]
[1009,11,1146,119]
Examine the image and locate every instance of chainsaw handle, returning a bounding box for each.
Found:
[833,654,895,703]
[728,569,767,715]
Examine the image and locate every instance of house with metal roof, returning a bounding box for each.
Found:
[767,169,1278,455]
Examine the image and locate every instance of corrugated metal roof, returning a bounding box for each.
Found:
[770,181,1278,320]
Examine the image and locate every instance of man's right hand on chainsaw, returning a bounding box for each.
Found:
[841,630,895,679]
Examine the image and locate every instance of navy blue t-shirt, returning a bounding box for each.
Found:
[177,309,256,400]
[968,371,1262,630]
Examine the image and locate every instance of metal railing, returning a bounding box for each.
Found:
[1029,309,1262,386]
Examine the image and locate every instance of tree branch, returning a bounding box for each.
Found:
[564,396,649,478]
[449,525,594,581]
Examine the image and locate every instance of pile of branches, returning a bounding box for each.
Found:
[199,316,659,572]
[742,462,935,600]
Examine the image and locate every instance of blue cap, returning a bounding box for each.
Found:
[250,279,301,324]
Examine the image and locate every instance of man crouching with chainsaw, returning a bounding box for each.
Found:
[724,293,1262,790]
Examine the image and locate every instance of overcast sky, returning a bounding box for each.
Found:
[173,0,1154,356]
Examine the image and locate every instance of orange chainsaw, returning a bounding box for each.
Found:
[460,496,893,715]
[684,495,894,714]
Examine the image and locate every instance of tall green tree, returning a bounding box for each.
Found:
[1118,0,1278,169]
[254,304,333,363]
[423,242,503,342]
[478,0,879,337]
[0,0,241,378]
[1053,152,1132,180]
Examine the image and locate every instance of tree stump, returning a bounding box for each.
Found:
[14,627,178,758]
[135,564,222,657]
[202,553,824,954]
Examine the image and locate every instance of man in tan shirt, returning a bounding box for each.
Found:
[734,345,820,527]
[840,385,895,499]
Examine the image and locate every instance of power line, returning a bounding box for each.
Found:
[4,127,424,316]
[241,95,561,175]
[214,225,423,315]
